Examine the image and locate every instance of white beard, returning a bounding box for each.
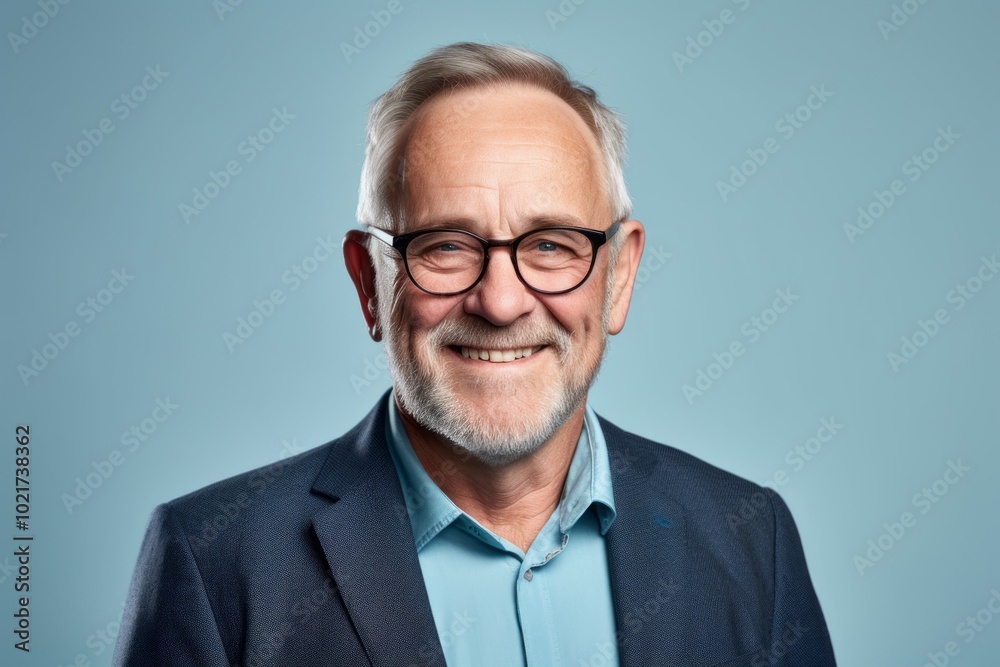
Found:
[378,273,612,467]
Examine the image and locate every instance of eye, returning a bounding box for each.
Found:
[537,241,559,252]
[408,232,480,257]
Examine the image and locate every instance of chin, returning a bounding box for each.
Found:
[383,313,606,465]
[393,358,587,467]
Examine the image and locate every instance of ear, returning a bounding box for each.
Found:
[607,220,645,336]
[343,229,382,341]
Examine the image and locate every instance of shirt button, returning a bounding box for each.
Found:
[524,569,533,582]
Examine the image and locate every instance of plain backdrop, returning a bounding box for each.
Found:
[2,1,998,665]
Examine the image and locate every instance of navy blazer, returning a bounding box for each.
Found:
[114,395,836,666]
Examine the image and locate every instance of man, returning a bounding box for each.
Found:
[115,43,836,666]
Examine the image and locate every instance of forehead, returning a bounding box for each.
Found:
[406,82,600,152]
[400,83,607,227]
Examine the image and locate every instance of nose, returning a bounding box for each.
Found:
[461,247,535,326]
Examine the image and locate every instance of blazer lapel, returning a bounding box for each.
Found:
[310,394,446,666]
[602,417,688,667]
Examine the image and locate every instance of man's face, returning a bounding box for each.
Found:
[376,83,622,466]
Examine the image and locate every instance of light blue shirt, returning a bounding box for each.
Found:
[385,393,620,667]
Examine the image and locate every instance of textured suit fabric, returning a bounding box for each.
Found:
[114,393,836,666]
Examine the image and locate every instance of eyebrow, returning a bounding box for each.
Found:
[410,214,588,233]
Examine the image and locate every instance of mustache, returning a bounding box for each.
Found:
[427,316,572,353]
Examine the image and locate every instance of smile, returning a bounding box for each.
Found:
[454,345,545,363]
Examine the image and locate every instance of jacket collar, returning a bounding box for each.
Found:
[308,393,685,666]
[601,415,686,666]
[310,392,447,666]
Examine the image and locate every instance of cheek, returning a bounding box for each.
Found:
[542,281,607,340]
[394,288,462,338]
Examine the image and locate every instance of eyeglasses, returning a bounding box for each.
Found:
[366,221,621,296]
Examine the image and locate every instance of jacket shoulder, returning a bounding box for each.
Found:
[599,415,767,501]
[162,394,388,529]
[163,440,333,525]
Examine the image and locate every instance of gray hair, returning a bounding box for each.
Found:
[356,42,632,233]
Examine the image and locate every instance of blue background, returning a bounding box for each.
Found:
[2,1,998,665]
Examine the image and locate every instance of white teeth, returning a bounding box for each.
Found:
[459,346,540,363]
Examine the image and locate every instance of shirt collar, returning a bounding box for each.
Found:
[384,391,617,552]
[560,404,616,535]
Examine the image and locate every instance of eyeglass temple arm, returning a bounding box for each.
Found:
[604,220,622,242]
[365,225,395,246]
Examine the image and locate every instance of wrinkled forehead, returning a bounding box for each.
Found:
[398,83,607,218]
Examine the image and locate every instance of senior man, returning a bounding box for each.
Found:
[115,43,836,666]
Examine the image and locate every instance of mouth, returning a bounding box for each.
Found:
[450,345,546,363]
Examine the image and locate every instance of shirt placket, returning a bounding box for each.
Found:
[515,511,571,667]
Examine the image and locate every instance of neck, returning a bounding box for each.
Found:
[397,399,586,553]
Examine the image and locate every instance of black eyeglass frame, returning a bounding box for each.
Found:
[366,221,622,296]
